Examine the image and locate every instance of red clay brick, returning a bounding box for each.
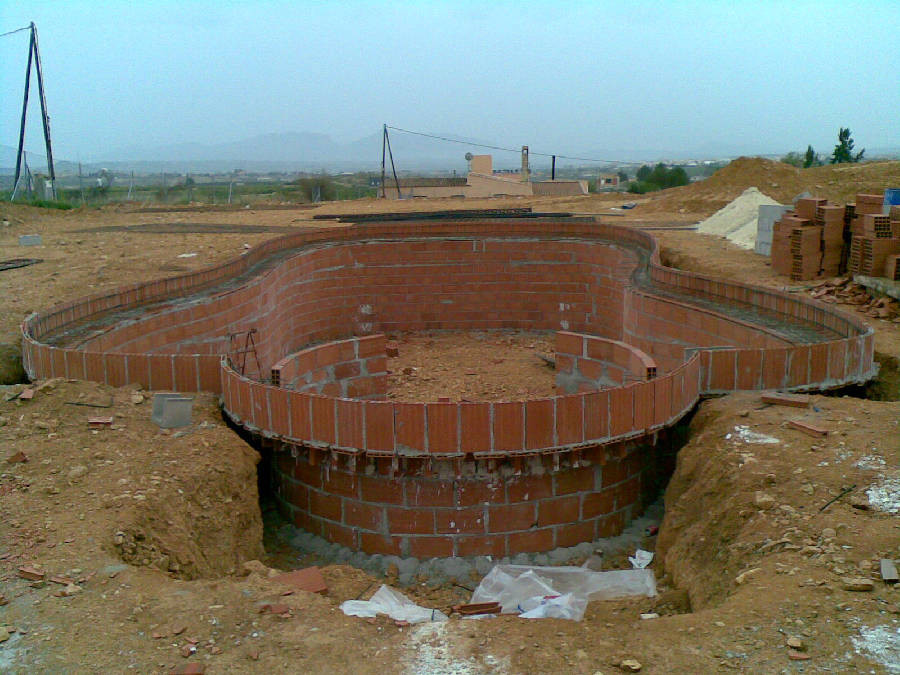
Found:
[492,402,524,451]
[488,502,537,532]
[435,507,485,534]
[761,391,809,408]
[460,403,492,453]
[407,479,455,507]
[507,474,553,502]
[426,403,458,453]
[270,566,328,595]
[289,393,311,440]
[555,394,584,445]
[343,500,384,530]
[358,532,402,556]
[581,490,615,519]
[507,528,554,554]
[583,390,609,440]
[457,480,504,506]
[320,468,358,499]
[308,490,342,522]
[555,465,594,495]
[364,401,394,452]
[789,419,828,437]
[395,403,426,453]
[359,474,404,505]
[456,534,506,557]
[537,495,580,527]
[387,507,434,534]
[408,536,454,558]
[608,386,633,437]
[596,511,625,537]
[555,520,595,547]
[333,361,361,380]
[336,399,364,449]
[304,393,335,443]
[525,398,555,450]
[555,331,585,356]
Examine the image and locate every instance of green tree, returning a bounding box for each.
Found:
[617,170,629,182]
[830,128,865,164]
[781,151,803,167]
[803,145,823,168]
[627,163,690,193]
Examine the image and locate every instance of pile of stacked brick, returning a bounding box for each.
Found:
[772,193,900,281]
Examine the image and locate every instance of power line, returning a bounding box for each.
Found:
[0,26,32,39]
[385,125,645,166]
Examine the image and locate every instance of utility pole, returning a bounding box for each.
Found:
[78,163,85,204]
[380,124,387,199]
[13,23,56,200]
[383,126,401,198]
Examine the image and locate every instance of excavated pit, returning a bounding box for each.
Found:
[20,219,878,559]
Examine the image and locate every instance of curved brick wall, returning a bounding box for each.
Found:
[270,334,388,399]
[21,220,877,555]
[271,438,652,558]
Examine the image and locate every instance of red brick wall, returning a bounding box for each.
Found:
[22,221,875,397]
[271,334,387,399]
[271,440,649,557]
[555,331,657,391]
[220,351,702,456]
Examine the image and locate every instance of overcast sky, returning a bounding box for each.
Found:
[2,0,899,163]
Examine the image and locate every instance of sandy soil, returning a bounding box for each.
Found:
[2,157,900,673]
[386,331,556,402]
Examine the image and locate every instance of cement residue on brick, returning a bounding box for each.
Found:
[274,502,664,587]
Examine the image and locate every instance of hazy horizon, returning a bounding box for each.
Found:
[2,1,899,167]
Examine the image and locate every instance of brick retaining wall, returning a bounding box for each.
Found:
[270,439,652,557]
[19,219,878,556]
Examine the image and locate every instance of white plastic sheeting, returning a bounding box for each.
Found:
[470,564,657,621]
[340,584,448,624]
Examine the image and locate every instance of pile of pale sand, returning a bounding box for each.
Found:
[697,187,781,250]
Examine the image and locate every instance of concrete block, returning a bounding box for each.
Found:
[755,205,790,256]
[19,234,42,246]
[151,393,193,428]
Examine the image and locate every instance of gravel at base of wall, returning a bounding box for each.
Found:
[275,501,664,588]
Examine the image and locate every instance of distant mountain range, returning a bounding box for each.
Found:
[3,133,898,176]
[1,131,508,174]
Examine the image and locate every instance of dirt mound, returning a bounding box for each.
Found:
[0,379,264,579]
[658,392,900,613]
[638,157,900,217]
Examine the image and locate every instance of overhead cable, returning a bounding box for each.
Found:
[386,125,644,165]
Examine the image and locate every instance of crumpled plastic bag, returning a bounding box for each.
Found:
[628,549,654,569]
[340,584,448,624]
[518,592,587,620]
[470,564,656,621]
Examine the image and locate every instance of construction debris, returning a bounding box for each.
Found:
[17,565,46,581]
[880,559,899,584]
[271,566,328,595]
[789,419,828,437]
[808,279,900,320]
[453,602,502,616]
[761,392,810,408]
